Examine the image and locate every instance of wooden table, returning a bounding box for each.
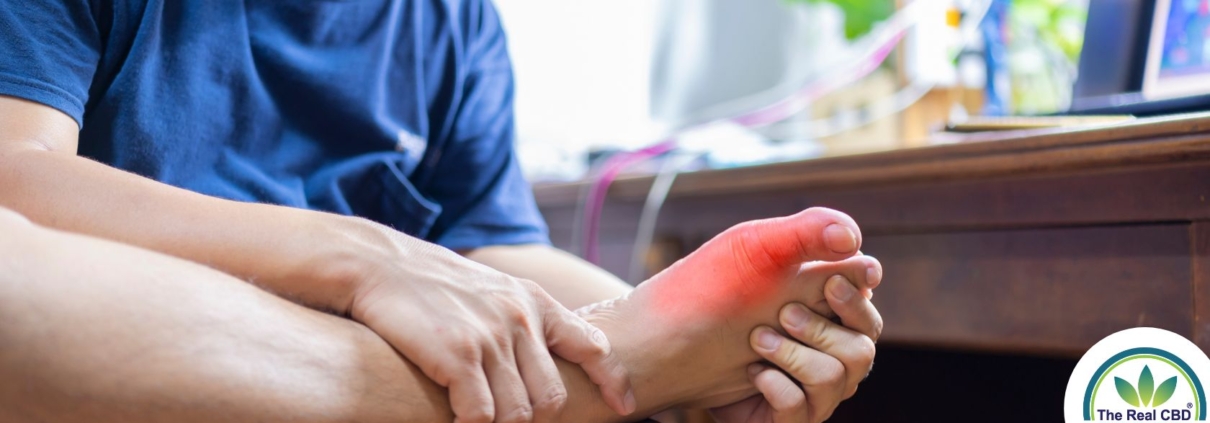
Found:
[534,112,1210,359]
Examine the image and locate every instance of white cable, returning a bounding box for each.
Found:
[627,152,701,284]
[672,0,935,130]
[612,0,994,268]
[760,0,991,141]
[763,81,936,140]
[569,160,602,257]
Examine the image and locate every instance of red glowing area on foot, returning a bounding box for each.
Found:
[644,208,862,317]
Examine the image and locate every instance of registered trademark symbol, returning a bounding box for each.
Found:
[1189,403,1195,409]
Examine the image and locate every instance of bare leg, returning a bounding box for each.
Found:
[0,208,457,422]
[0,207,877,422]
[0,208,645,423]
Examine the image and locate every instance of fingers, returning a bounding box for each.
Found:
[795,255,882,318]
[368,318,500,423]
[751,326,846,423]
[778,301,876,399]
[541,298,635,416]
[515,332,567,423]
[748,364,810,423]
[825,275,884,342]
[484,342,535,423]
[449,365,495,423]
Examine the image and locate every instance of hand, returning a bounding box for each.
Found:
[711,274,883,423]
[347,228,635,423]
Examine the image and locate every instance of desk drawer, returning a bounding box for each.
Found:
[864,224,1193,356]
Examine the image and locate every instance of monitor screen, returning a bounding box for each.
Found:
[1143,0,1210,100]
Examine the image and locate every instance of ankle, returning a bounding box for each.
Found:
[581,293,704,416]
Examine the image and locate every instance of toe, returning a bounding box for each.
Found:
[717,208,863,281]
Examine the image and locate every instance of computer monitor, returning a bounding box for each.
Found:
[1069,0,1210,115]
[1141,0,1210,100]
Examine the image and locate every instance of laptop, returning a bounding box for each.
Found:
[1068,0,1210,116]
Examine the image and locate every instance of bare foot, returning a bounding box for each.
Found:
[580,208,882,416]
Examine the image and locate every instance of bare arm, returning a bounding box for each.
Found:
[0,95,367,312]
[465,244,633,310]
[0,205,884,423]
[0,95,634,421]
[0,211,629,423]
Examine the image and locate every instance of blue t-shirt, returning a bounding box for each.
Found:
[0,0,548,250]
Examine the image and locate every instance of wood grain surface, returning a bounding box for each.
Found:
[535,112,1210,356]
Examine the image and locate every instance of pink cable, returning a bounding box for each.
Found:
[581,140,676,264]
[578,26,909,265]
[730,31,906,127]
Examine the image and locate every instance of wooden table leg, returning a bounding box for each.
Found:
[1193,222,1210,352]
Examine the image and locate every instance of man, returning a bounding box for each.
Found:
[0,0,883,422]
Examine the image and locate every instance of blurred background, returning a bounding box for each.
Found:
[496,0,1088,181]
[493,1,1210,422]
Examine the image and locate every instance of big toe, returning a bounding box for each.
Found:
[641,208,865,319]
[723,207,862,272]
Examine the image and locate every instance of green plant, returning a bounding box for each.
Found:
[1115,365,1179,408]
[790,0,896,39]
[1010,0,1087,62]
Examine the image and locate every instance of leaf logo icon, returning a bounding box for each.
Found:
[1154,376,1179,407]
[1115,365,1181,408]
[1116,376,1141,407]
[1141,366,1155,406]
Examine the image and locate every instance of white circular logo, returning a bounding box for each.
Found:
[1065,328,1210,421]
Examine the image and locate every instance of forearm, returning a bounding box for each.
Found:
[0,143,383,313]
[465,244,633,309]
[0,215,641,423]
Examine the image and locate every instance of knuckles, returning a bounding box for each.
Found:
[869,314,885,342]
[459,405,495,423]
[776,341,812,377]
[496,406,534,423]
[448,332,487,365]
[501,298,534,330]
[852,336,876,368]
[816,357,846,388]
[532,385,569,416]
[500,279,544,329]
[776,381,808,410]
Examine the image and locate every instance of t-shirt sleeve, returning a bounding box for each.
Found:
[0,0,102,126]
[424,0,550,251]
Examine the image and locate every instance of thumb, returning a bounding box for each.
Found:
[543,302,636,416]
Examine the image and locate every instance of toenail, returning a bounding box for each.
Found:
[866,266,881,288]
[784,304,810,329]
[757,329,782,351]
[823,224,857,254]
[829,275,855,301]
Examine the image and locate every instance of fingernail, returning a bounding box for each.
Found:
[784,304,810,329]
[866,265,882,289]
[756,328,782,351]
[823,224,857,254]
[624,389,637,414]
[829,275,855,302]
[592,329,612,353]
